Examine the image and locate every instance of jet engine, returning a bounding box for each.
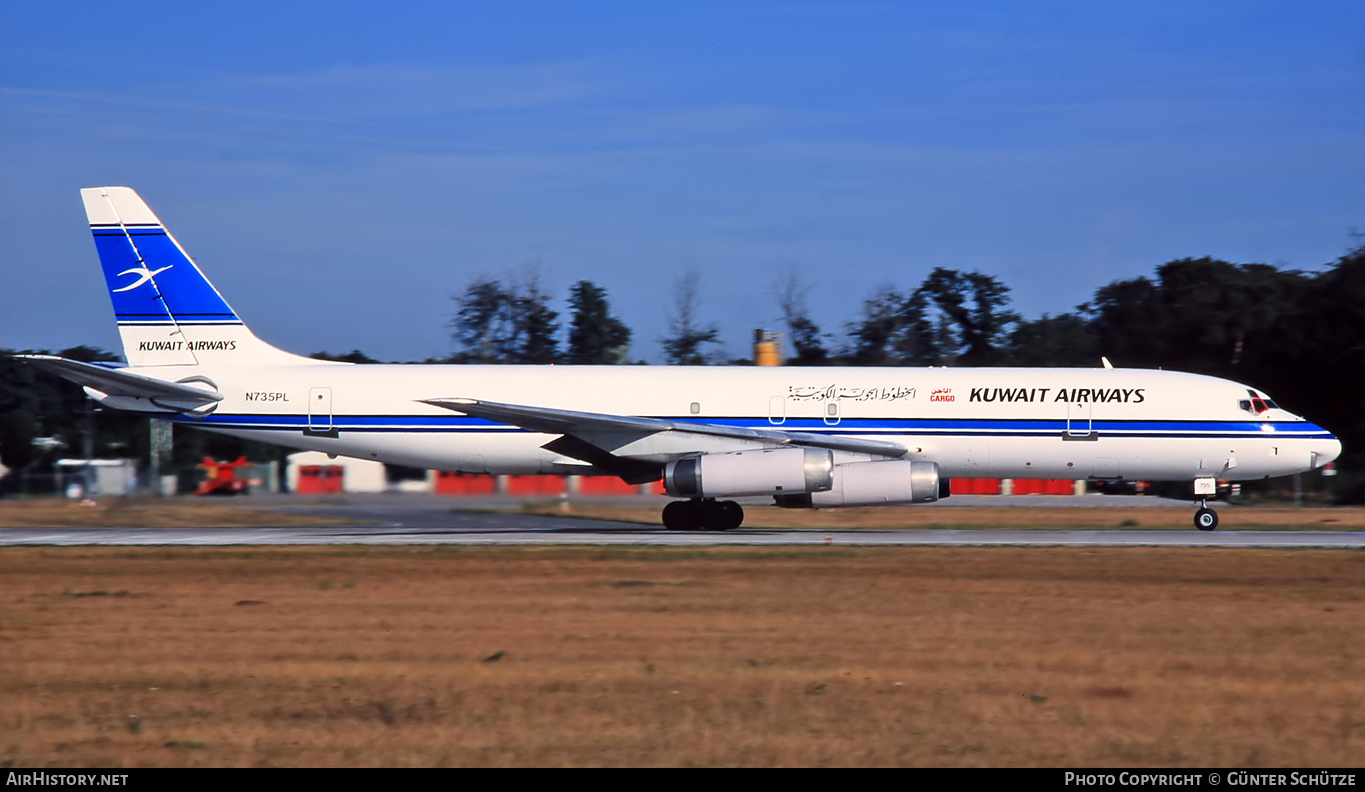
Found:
[773,460,944,508]
[664,447,834,499]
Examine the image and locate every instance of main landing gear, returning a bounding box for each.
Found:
[1194,501,1219,531]
[662,498,745,531]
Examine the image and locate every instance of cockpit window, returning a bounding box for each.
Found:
[1240,392,1280,413]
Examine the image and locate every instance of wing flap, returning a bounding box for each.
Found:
[421,397,909,459]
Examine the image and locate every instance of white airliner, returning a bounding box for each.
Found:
[20,187,1342,531]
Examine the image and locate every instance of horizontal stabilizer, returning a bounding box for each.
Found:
[18,355,223,407]
[421,397,911,459]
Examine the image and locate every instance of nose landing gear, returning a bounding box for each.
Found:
[1192,477,1221,531]
[662,498,745,531]
[1194,501,1219,531]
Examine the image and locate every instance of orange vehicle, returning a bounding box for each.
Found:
[194,456,251,496]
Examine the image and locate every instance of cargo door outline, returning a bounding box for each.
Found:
[306,387,337,437]
[768,395,786,425]
[1064,401,1097,441]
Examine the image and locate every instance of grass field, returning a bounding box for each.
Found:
[2,545,1363,767]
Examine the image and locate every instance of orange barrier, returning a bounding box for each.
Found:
[503,475,567,495]
[576,477,667,495]
[433,471,497,495]
[951,478,1002,495]
[1011,478,1078,495]
[294,464,344,494]
[576,477,640,495]
[433,472,665,496]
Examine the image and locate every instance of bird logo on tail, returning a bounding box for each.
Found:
[113,264,173,292]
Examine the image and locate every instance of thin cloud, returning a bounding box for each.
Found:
[231,61,605,117]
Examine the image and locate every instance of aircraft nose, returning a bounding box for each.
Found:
[1317,436,1342,468]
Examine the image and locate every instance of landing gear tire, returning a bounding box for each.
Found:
[1194,507,1219,531]
[717,500,744,531]
[662,500,690,531]
[661,499,745,531]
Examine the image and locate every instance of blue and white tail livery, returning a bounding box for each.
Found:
[82,187,312,367]
[20,186,1344,531]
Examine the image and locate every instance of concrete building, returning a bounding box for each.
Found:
[53,459,137,497]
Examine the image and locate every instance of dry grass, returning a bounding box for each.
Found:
[0,499,342,529]
[2,545,1364,767]
[523,501,1365,531]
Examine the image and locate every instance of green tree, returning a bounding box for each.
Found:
[511,270,561,364]
[661,270,720,365]
[1258,243,1365,498]
[1,347,159,488]
[450,276,515,363]
[449,266,561,364]
[843,269,1015,366]
[774,269,829,365]
[1080,275,1163,369]
[0,352,49,472]
[846,286,907,365]
[892,288,952,365]
[1082,258,1312,377]
[913,268,1019,366]
[566,281,631,364]
[1005,313,1099,366]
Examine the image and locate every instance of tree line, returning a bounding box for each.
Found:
[3,239,1362,498]
[0,346,284,481]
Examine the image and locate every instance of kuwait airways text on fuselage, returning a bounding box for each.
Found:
[970,387,1146,404]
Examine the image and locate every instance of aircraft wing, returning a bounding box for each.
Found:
[17,355,223,405]
[421,397,910,460]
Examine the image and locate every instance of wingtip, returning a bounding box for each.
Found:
[420,397,480,409]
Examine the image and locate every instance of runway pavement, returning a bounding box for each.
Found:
[3,494,1364,548]
[5,525,1365,547]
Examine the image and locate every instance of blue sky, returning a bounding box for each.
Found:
[2,1,1362,362]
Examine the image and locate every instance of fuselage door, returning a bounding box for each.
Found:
[768,395,786,425]
[1065,401,1096,441]
[308,387,333,433]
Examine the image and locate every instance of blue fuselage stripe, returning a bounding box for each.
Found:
[183,413,1334,440]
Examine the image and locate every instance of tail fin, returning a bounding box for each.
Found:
[82,187,316,367]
